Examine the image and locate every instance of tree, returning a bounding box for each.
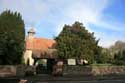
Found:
[55,21,101,64]
[0,10,25,65]
[108,41,125,65]
[109,41,125,57]
[95,48,113,63]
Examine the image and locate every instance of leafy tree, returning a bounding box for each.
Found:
[113,50,125,64]
[55,21,101,63]
[109,41,125,57]
[95,48,113,63]
[0,10,25,65]
[114,50,123,60]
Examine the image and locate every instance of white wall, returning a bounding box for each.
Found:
[23,50,34,65]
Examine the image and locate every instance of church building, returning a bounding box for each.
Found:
[23,28,57,65]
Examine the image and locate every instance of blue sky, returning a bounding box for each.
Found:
[0,0,125,47]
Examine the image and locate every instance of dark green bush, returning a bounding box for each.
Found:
[112,60,125,65]
[25,70,34,76]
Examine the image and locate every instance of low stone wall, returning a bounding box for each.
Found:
[63,65,93,76]
[16,65,36,77]
[92,66,125,76]
[1,65,125,77]
[0,65,16,77]
[63,65,125,76]
[0,65,36,77]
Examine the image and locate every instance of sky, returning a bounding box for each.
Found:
[0,0,125,48]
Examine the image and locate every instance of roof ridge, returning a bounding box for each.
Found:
[35,37,53,40]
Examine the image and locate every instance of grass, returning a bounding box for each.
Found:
[90,63,113,66]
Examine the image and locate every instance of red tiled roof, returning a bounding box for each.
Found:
[32,49,57,59]
[26,37,56,50]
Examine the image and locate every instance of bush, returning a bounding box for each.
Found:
[112,60,125,65]
[25,70,34,76]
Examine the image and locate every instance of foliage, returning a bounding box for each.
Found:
[112,60,125,65]
[55,21,101,63]
[114,51,123,60]
[0,10,25,65]
[106,41,125,65]
[112,50,125,65]
[109,41,125,57]
[95,48,113,64]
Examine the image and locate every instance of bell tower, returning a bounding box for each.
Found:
[24,28,35,65]
[28,28,35,38]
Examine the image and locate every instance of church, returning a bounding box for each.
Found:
[23,28,57,66]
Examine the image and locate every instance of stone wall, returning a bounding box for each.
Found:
[16,65,36,77]
[92,66,125,76]
[0,65,16,77]
[0,65,36,77]
[63,65,125,76]
[1,65,125,77]
[63,65,93,76]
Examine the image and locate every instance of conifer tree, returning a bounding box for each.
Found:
[0,10,25,65]
[55,21,101,63]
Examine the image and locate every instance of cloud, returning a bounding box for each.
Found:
[62,0,125,31]
[0,0,125,47]
[58,0,125,47]
[0,0,48,25]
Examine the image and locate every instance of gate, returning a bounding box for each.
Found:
[36,59,55,74]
